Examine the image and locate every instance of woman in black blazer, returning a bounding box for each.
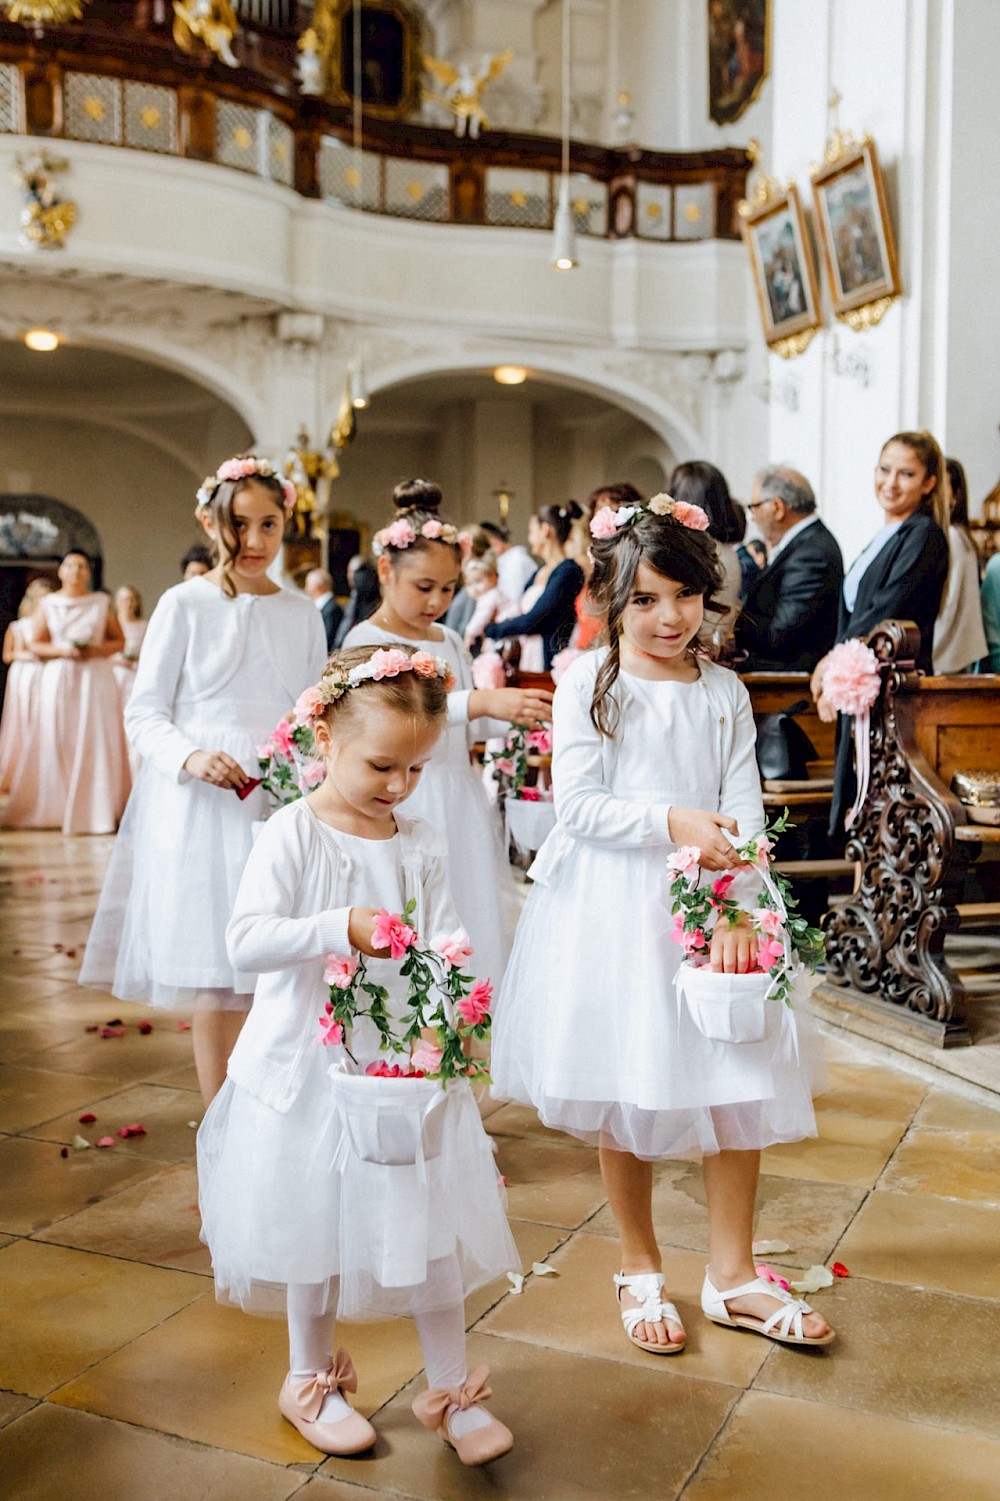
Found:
[812,431,950,835]
[483,503,584,669]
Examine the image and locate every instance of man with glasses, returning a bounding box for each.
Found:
[735,465,844,671]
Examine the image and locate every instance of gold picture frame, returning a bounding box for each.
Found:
[320,0,422,121]
[739,180,821,358]
[811,135,901,330]
[708,0,770,126]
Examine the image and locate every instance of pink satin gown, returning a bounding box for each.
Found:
[5,593,131,835]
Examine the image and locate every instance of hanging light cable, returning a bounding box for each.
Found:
[552,0,577,271]
[349,0,369,408]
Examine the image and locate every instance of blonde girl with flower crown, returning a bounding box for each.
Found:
[344,478,554,987]
[197,644,517,1465]
[80,457,327,1104]
[491,496,835,1355]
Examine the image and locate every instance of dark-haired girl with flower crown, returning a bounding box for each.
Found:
[491,495,835,1355]
[345,479,555,989]
[80,457,327,1104]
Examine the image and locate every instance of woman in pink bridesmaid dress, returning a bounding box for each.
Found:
[112,584,148,778]
[0,578,54,793]
[5,551,131,835]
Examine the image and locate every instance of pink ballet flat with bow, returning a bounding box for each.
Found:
[278,1349,376,1455]
[412,1365,513,1466]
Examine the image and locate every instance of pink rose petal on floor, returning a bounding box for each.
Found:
[100,1026,126,1039]
[177,1020,191,1031]
[95,1136,115,1148]
[78,1113,97,1124]
[137,1021,154,1034]
[831,1262,850,1278]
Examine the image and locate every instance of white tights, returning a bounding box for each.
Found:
[287,1267,490,1437]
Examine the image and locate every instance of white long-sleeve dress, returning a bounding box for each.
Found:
[490,649,824,1161]
[343,620,515,989]
[79,577,326,1008]
[197,801,517,1320]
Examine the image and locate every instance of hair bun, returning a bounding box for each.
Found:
[393,478,443,514]
[567,500,584,521]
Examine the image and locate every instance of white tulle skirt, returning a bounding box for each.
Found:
[197,1043,517,1320]
[79,722,267,1008]
[490,833,825,1161]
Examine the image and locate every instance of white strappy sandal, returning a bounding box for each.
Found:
[701,1270,836,1347]
[613,1271,686,1354]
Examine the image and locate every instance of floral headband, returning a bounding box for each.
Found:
[373,516,460,555]
[195,457,297,516]
[294,647,455,725]
[589,492,710,540]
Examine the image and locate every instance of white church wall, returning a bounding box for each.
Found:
[0,417,208,609]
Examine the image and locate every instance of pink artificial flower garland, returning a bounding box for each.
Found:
[821,640,882,829]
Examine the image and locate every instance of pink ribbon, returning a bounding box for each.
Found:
[286,1349,358,1422]
[845,710,871,831]
[411,1365,493,1430]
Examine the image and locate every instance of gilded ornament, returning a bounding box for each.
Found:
[231,125,252,150]
[13,152,78,250]
[422,50,513,139]
[683,201,703,223]
[771,328,818,360]
[405,180,423,201]
[139,106,162,130]
[83,95,105,121]
[5,0,90,25]
[837,295,895,332]
[172,0,240,69]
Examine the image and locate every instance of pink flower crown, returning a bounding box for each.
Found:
[195,456,297,516]
[373,516,460,555]
[589,492,710,540]
[294,647,455,725]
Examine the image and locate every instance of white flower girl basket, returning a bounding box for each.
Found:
[328,1067,454,1169]
[675,864,795,1045]
[505,796,557,855]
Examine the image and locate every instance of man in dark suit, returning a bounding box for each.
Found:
[735,466,844,672]
[304,567,342,653]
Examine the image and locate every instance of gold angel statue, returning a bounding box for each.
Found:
[423,50,513,139]
[172,0,240,69]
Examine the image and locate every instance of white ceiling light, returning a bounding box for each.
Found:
[493,365,528,385]
[24,328,60,352]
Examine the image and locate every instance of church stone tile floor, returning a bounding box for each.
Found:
[3,829,1000,1500]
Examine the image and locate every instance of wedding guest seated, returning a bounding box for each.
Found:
[181,544,213,580]
[735,466,844,671]
[932,457,987,674]
[304,567,342,652]
[480,521,537,604]
[332,556,379,649]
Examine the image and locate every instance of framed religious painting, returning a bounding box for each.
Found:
[740,182,821,358]
[811,136,901,329]
[320,0,422,120]
[708,0,770,125]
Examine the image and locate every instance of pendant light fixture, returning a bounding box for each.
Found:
[552,0,577,271]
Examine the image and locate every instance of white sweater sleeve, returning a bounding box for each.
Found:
[720,680,766,843]
[123,593,202,781]
[226,817,352,973]
[552,665,671,848]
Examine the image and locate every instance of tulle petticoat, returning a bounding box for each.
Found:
[79,725,264,1009]
[490,837,826,1161]
[197,1044,517,1320]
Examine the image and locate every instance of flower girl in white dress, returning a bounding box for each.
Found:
[491,497,835,1354]
[345,479,554,987]
[80,457,326,1104]
[198,644,517,1464]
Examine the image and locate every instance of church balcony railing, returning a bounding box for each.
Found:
[0,10,751,243]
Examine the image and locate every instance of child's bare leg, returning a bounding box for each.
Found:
[598,1144,686,1347]
[703,1148,830,1338]
[192,1007,247,1106]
